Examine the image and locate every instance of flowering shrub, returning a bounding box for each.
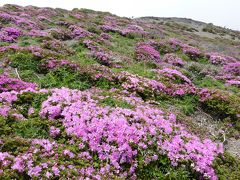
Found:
[27,30,48,37]
[0,45,19,53]
[100,23,146,38]
[0,27,22,42]
[213,62,240,87]
[94,69,197,97]
[168,38,202,59]
[168,38,184,51]
[100,33,111,40]
[182,45,202,59]
[0,4,239,179]
[156,68,192,84]
[84,39,112,65]
[206,52,237,65]
[1,87,218,179]
[199,89,240,120]
[0,13,13,23]
[41,58,79,71]
[14,17,39,30]
[99,24,120,33]
[135,42,161,63]
[223,62,240,75]
[225,80,240,87]
[121,24,147,38]
[69,25,92,39]
[41,40,74,55]
[162,53,185,66]
[37,15,51,22]
[0,87,224,179]
[0,74,37,93]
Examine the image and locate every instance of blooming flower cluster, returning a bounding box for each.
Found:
[135,42,161,63]
[99,18,146,38]
[100,33,112,40]
[213,62,240,87]
[94,69,197,97]
[182,45,202,59]
[0,87,222,178]
[206,52,237,65]
[35,88,223,178]
[121,24,147,37]
[41,58,79,70]
[27,29,48,37]
[0,44,19,53]
[41,39,74,55]
[223,62,240,75]
[84,40,113,65]
[0,10,39,30]
[0,74,37,93]
[0,4,239,179]
[37,15,51,22]
[14,16,39,30]
[162,53,185,66]
[99,24,119,33]
[0,88,48,119]
[154,68,198,96]
[168,38,184,50]
[168,38,202,59]
[156,68,192,84]
[0,13,13,23]
[0,44,52,58]
[69,25,92,39]
[0,27,22,42]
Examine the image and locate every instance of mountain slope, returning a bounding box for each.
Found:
[0,4,240,179]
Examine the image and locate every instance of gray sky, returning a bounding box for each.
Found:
[0,0,239,30]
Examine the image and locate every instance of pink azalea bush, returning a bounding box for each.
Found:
[0,74,37,93]
[223,62,240,75]
[41,58,79,70]
[162,53,185,66]
[69,25,92,39]
[84,39,112,65]
[121,24,147,37]
[27,30,48,37]
[182,45,201,59]
[0,4,239,179]
[168,38,202,59]
[0,87,222,179]
[135,42,161,63]
[206,52,237,65]
[169,38,184,50]
[0,27,22,42]
[0,13,13,23]
[156,68,192,84]
[94,69,197,97]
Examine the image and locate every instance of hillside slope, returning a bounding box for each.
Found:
[0,4,240,179]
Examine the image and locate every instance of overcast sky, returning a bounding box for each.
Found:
[0,0,239,30]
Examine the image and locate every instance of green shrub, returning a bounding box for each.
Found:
[39,67,93,90]
[10,52,41,72]
[213,152,240,180]
[12,118,49,139]
[202,91,240,121]
[0,137,30,153]
[0,116,13,136]
[136,154,198,179]
[95,77,120,89]
[87,26,101,34]
[12,92,50,118]
[99,97,134,109]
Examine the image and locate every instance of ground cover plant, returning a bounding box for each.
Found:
[0,4,240,179]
